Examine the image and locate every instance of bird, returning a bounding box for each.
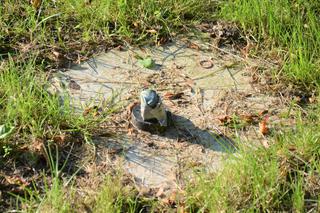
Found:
[140,89,167,127]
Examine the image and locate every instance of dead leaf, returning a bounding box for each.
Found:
[250,72,259,83]
[30,138,44,153]
[52,50,60,59]
[53,134,68,145]
[83,106,102,116]
[107,145,123,155]
[309,96,317,104]
[133,22,139,27]
[157,37,168,46]
[114,45,125,51]
[127,128,134,135]
[163,92,184,100]
[146,29,157,34]
[93,111,99,117]
[259,117,269,135]
[288,145,297,152]
[83,108,90,116]
[258,109,269,116]
[240,114,256,123]
[156,187,165,198]
[188,43,200,50]
[162,191,176,206]
[169,191,177,202]
[173,63,184,70]
[84,0,92,5]
[69,80,81,90]
[185,78,196,88]
[218,115,231,124]
[4,175,29,187]
[127,101,139,114]
[240,42,253,59]
[31,0,41,9]
[178,206,187,213]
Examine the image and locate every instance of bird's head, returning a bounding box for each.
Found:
[140,89,159,108]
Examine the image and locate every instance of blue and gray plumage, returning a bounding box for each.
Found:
[140,89,167,126]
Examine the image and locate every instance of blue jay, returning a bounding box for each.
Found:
[140,89,168,127]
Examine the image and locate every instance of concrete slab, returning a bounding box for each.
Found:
[49,39,284,190]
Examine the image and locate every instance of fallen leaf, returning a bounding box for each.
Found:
[53,134,67,145]
[114,45,125,51]
[169,191,177,202]
[69,80,81,90]
[127,101,139,114]
[138,57,155,69]
[83,108,90,116]
[163,92,184,100]
[240,114,256,123]
[288,145,297,152]
[240,42,253,58]
[84,0,92,5]
[185,78,196,88]
[218,115,231,124]
[258,109,269,116]
[157,37,168,46]
[156,187,165,198]
[173,63,184,70]
[188,42,200,50]
[127,128,134,135]
[31,0,41,9]
[83,106,102,116]
[146,29,157,34]
[133,22,139,27]
[178,206,186,213]
[309,96,317,104]
[259,117,269,135]
[30,138,44,153]
[52,50,60,59]
[4,175,29,187]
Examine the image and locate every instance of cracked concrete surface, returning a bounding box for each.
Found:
[49,39,287,190]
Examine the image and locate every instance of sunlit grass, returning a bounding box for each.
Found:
[1,0,320,212]
[185,109,320,211]
[0,0,215,62]
[0,58,94,146]
[183,1,320,210]
[220,0,320,87]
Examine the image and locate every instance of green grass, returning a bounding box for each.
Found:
[0,58,93,144]
[220,0,320,88]
[0,0,215,65]
[16,144,75,213]
[185,110,320,211]
[1,0,320,212]
[93,174,146,213]
[0,1,214,211]
[181,1,320,211]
